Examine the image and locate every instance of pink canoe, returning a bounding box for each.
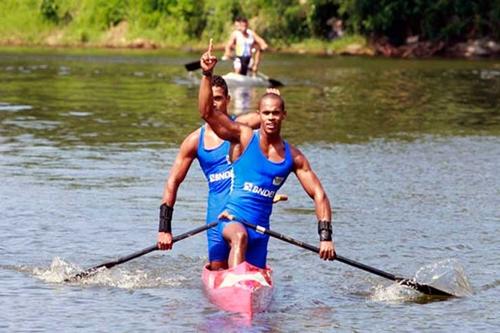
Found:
[202,261,274,317]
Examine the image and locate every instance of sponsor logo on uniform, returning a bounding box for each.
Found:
[209,170,233,183]
[243,182,276,198]
[272,176,284,186]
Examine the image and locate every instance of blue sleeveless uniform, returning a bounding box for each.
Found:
[220,130,294,268]
[197,125,232,262]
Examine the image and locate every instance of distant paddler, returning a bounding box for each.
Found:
[200,40,335,269]
[223,17,268,75]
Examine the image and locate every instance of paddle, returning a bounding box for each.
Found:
[184,60,201,71]
[255,72,283,87]
[183,59,284,87]
[65,221,218,282]
[238,220,453,297]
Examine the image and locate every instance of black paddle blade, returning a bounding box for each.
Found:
[184,60,201,71]
[268,78,283,87]
[64,267,103,282]
[397,278,454,296]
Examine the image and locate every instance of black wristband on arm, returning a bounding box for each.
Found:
[318,220,332,241]
[159,203,173,233]
[202,70,213,77]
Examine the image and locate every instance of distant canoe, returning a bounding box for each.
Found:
[202,261,274,317]
[222,72,270,87]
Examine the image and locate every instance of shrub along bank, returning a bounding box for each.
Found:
[0,0,498,57]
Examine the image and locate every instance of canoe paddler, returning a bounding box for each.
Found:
[200,40,335,269]
[223,16,268,75]
[157,72,287,270]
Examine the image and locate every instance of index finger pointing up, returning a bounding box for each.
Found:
[208,38,213,56]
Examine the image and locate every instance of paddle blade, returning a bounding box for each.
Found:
[185,60,201,71]
[256,72,284,87]
[397,278,454,297]
[64,267,103,282]
[268,78,283,87]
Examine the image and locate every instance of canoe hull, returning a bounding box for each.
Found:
[222,72,269,87]
[202,261,273,317]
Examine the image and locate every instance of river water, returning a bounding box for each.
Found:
[0,48,498,332]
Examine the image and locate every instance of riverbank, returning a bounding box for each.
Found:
[2,0,499,59]
[2,33,498,59]
[0,26,374,56]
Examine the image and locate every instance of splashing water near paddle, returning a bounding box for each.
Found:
[414,259,473,297]
[371,258,472,301]
[31,257,187,289]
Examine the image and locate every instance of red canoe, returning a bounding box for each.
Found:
[202,261,274,317]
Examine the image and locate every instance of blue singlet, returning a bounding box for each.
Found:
[220,130,294,268]
[197,125,232,262]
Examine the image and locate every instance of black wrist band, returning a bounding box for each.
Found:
[318,220,332,241]
[202,70,212,77]
[159,203,173,233]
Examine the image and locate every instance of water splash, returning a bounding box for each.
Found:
[414,258,473,297]
[371,258,473,302]
[31,257,188,289]
[32,257,81,283]
[371,283,420,302]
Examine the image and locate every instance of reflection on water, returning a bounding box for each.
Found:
[0,49,498,148]
[230,86,255,116]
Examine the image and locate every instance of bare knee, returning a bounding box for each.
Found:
[223,224,248,247]
[229,230,247,247]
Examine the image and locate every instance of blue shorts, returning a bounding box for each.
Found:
[207,219,270,268]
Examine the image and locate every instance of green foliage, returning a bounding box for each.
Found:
[202,0,242,41]
[342,0,500,44]
[308,0,339,38]
[99,0,127,28]
[40,0,59,23]
[1,0,498,47]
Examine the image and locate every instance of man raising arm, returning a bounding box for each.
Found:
[158,74,285,270]
[199,40,335,269]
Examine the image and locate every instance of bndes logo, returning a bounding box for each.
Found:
[243,182,276,198]
[209,170,233,183]
[272,176,284,186]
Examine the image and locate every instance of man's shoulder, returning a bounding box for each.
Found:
[288,144,307,163]
[182,127,202,148]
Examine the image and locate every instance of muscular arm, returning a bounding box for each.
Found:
[158,131,198,250]
[292,146,331,221]
[224,32,237,58]
[250,30,267,72]
[252,30,268,51]
[199,74,247,143]
[291,145,335,260]
[161,131,198,206]
[199,43,253,146]
[235,112,260,129]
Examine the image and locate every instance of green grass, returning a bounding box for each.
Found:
[284,35,369,54]
[0,0,370,55]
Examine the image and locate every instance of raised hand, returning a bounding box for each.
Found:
[200,39,217,73]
